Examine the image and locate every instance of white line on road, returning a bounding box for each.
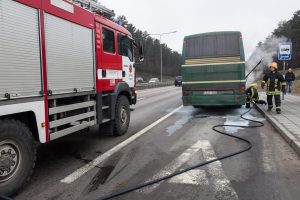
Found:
[168,169,208,185]
[139,140,208,193]
[61,105,183,184]
[137,98,144,101]
[199,140,239,200]
[139,140,239,199]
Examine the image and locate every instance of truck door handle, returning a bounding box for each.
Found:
[102,70,106,78]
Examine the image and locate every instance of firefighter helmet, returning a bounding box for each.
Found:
[250,83,258,88]
[269,62,278,69]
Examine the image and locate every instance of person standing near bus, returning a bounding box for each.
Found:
[285,68,295,94]
[261,62,286,114]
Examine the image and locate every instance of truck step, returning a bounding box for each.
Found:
[102,118,111,123]
[102,106,109,110]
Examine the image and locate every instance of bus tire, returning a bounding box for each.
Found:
[0,119,36,196]
[113,95,130,136]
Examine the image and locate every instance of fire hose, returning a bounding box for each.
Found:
[1,61,265,200]
[97,106,264,200]
[0,106,265,200]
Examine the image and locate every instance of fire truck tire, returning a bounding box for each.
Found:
[0,119,36,196]
[113,95,130,136]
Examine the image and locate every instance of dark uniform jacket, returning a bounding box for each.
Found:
[245,86,259,101]
[262,71,286,95]
[285,72,295,82]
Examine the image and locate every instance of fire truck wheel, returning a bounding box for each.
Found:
[0,119,36,196]
[113,95,130,136]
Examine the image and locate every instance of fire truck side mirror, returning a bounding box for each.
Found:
[139,42,144,62]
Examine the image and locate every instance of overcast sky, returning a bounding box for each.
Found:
[101,0,299,59]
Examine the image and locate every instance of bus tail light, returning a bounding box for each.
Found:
[240,85,245,93]
[183,90,192,95]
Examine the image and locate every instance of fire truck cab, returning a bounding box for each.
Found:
[0,0,143,196]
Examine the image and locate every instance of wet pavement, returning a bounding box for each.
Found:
[15,87,300,200]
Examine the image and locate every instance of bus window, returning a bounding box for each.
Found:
[185,34,241,58]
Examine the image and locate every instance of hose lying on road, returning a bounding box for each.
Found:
[97,106,263,200]
[98,106,264,200]
[0,194,13,200]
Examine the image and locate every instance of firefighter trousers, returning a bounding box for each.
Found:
[267,94,281,110]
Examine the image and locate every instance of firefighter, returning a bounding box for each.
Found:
[261,62,286,114]
[245,83,267,108]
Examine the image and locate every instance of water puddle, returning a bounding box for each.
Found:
[224,111,265,134]
[166,115,192,136]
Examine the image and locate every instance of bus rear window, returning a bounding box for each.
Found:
[185,34,240,58]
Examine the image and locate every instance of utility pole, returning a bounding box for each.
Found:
[160,34,162,83]
[149,31,177,82]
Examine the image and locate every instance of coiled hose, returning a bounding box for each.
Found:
[97,106,264,200]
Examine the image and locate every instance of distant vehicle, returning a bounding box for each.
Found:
[149,78,160,84]
[174,76,182,86]
[181,31,246,107]
[136,77,144,84]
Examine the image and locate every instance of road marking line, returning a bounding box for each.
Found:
[169,169,208,185]
[199,140,239,200]
[60,105,183,184]
[140,140,238,199]
[139,140,208,193]
[137,98,144,101]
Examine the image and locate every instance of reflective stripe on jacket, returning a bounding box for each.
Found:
[245,86,259,101]
[262,70,286,95]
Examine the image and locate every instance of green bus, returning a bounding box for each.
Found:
[181,31,246,107]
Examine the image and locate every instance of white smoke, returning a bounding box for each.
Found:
[246,36,288,86]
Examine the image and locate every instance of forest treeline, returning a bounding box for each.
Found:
[116,16,182,78]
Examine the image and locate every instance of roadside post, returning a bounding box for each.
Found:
[278,43,292,100]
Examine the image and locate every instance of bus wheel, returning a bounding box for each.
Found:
[113,96,130,136]
[0,120,36,196]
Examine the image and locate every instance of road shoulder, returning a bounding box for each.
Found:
[255,93,300,156]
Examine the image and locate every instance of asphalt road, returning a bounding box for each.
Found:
[15,86,300,200]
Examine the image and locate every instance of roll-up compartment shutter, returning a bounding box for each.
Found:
[0,0,42,99]
[44,13,94,95]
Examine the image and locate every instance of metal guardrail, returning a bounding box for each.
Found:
[136,82,174,90]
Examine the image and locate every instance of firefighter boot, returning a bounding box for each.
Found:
[246,102,250,108]
[258,100,267,105]
[275,95,281,114]
[268,106,273,111]
[276,107,281,114]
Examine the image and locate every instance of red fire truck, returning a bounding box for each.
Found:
[0,0,143,195]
